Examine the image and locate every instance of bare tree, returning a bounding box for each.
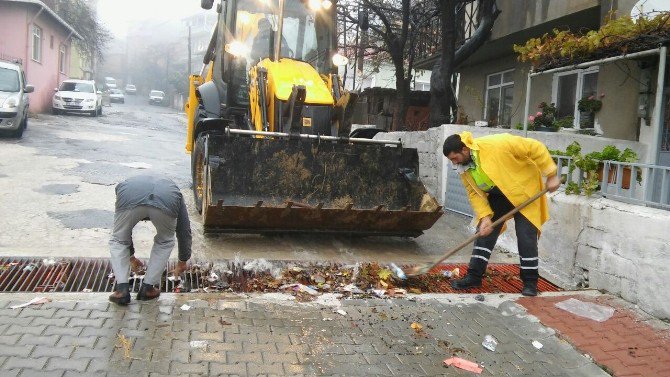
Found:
[339,0,439,131]
[429,0,500,127]
[48,0,111,63]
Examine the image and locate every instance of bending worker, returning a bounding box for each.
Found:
[443,132,560,296]
[108,174,191,305]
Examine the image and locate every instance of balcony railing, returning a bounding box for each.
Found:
[553,156,670,210]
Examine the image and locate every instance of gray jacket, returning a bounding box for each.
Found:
[115,174,191,261]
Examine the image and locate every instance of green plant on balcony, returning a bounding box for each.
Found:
[528,102,558,131]
[555,142,640,196]
[513,12,670,71]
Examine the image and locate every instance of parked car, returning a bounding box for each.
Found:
[52,79,102,116]
[149,90,165,105]
[104,76,117,89]
[109,89,125,103]
[125,84,136,94]
[0,60,33,138]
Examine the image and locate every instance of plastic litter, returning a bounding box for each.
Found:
[23,264,36,272]
[207,271,219,283]
[444,357,483,374]
[532,340,543,349]
[442,267,460,278]
[475,294,485,302]
[180,304,191,311]
[342,284,364,294]
[322,317,334,321]
[279,283,319,296]
[482,335,498,352]
[555,298,615,322]
[11,297,52,309]
[372,289,386,298]
[335,309,347,316]
[42,258,56,266]
[189,340,208,349]
[82,288,93,293]
[389,263,406,280]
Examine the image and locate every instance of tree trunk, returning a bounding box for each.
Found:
[429,0,501,128]
[393,76,410,131]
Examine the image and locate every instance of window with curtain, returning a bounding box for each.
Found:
[59,45,67,74]
[485,69,514,127]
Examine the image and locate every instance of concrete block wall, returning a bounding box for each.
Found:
[380,124,669,320]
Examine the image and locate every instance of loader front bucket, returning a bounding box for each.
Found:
[201,134,443,237]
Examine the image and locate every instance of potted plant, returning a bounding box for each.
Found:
[577,94,603,128]
[529,102,558,132]
[559,142,640,195]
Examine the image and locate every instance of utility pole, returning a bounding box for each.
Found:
[188,25,192,74]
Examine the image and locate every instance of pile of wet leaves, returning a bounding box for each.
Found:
[166,260,460,299]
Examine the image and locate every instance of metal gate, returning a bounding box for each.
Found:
[444,167,474,216]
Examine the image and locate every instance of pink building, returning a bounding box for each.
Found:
[0,0,82,113]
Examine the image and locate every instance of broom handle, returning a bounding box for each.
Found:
[423,187,550,272]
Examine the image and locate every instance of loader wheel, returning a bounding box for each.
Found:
[191,134,207,214]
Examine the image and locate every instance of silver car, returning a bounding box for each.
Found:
[0,60,33,138]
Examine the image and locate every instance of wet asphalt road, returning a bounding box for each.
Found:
[0,94,516,265]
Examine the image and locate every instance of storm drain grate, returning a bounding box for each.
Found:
[0,257,561,294]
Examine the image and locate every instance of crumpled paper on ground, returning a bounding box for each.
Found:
[555,298,615,322]
[444,357,483,374]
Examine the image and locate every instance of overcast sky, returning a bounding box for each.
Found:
[97,0,207,38]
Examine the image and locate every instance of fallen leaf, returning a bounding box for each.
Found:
[409,288,422,294]
[379,280,388,288]
[410,322,423,332]
[219,318,231,326]
[378,268,393,280]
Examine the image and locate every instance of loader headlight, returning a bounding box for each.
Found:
[321,0,332,9]
[225,41,250,58]
[332,53,349,67]
[308,0,321,10]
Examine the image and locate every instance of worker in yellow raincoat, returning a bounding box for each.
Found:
[443,131,561,296]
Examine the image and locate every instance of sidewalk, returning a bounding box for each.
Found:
[0,292,611,376]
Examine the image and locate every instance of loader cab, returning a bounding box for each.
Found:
[218,0,336,109]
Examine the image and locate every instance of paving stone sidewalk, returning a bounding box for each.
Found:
[0,292,608,376]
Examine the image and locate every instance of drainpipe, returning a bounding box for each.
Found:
[523,70,532,137]
[25,5,45,78]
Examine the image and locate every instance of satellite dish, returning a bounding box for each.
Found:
[631,0,670,20]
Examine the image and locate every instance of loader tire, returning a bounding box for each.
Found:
[191,134,207,214]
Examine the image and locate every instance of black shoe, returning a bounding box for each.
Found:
[109,290,130,306]
[137,284,160,301]
[521,283,538,297]
[450,274,482,290]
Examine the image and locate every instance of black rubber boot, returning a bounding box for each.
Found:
[450,274,483,290]
[521,281,538,296]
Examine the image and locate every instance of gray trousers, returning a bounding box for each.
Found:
[109,205,177,286]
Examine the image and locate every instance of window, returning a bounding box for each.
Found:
[59,45,66,74]
[415,81,430,91]
[32,25,42,62]
[485,69,514,127]
[552,67,599,128]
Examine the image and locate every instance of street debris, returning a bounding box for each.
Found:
[475,294,485,302]
[189,340,208,349]
[82,288,93,293]
[10,297,52,309]
[389,263,406,280]
[443,267,460,278]
[532,340,543,349]
[482,335,498,352]
[180,304,191,311]
[42,258,56,266]
[444,357,483,374]
[335,309,347,316]
[410,322,424,333]
[322,317,334,321]
[115,333,140,360]
[218,318,231,326]
[555,298,614,322]
[23,264,37,272]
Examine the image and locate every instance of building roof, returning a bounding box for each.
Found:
[3,0,83,40]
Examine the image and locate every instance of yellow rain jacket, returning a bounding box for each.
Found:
[458,131,557,232]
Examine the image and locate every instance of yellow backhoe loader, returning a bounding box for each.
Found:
[184,0,443,236]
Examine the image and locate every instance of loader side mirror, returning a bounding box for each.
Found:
[201,0,214,9]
